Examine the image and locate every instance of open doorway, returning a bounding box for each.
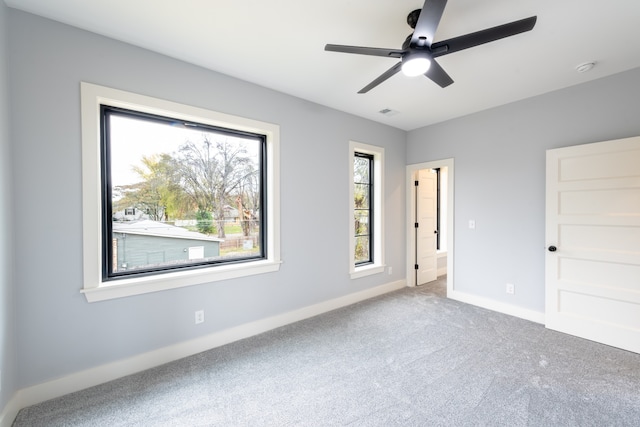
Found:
[406,159,454,296]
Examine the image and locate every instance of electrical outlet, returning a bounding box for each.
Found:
[195,310,205,324]
[388,266,393,275]
[468,220,476,229]
[506,283,515,295]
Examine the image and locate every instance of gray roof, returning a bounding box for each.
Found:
[112,220,223,242]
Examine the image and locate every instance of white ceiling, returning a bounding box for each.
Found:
[5,0,640,130]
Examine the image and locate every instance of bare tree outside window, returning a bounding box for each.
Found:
[173,136,258,239]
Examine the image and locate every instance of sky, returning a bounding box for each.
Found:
[109,114,260,187]
[109,114,184,186]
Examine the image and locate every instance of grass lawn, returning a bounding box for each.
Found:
[224,223,243,234]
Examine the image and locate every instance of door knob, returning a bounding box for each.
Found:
[548,246,557,252]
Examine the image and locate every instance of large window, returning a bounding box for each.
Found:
[349,141,384,279]
[81,83,280,301]
[102,106,266,280]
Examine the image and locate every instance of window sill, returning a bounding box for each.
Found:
[82,259,282,302]
[350,264,385,279]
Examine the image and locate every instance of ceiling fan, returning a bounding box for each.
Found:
[325,0,537,93]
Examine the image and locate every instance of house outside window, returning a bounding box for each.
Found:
[81,83,281,302]
[349,141,385,279]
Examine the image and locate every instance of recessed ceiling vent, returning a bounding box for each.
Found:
[379,108,399,116]
[575,61,596,73]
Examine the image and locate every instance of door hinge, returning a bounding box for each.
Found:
[415,222,419,228]
[414,264,419,270]
[414,180,419,186]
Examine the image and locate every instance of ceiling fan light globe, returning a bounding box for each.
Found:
[402,56,431,76]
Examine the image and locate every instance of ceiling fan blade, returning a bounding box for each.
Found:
[358,62,403,94]
[325,44,403,58]
[411,0,448,47]
[425,59,454,88]
[431,16,537,57]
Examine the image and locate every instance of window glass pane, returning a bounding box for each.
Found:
[104,108,264,279]
[354,210,370,236]
[354,156,370,184]
[354,183,370,209]
[354,236,370,264]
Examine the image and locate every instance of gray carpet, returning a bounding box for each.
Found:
[13,279,640,426]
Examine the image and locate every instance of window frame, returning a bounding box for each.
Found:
[81,82,281,302]
[100,105,267,280]
[349,141,385,279]
[354,152,374,265]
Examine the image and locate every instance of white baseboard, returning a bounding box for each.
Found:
[448,289,545,324]
[0,397,21,427]
[0,279,406,427]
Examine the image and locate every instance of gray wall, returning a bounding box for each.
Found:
[407,67,640,313]
[7,9,406,389]
[0,0,16,412]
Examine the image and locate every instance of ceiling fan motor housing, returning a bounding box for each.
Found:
[407,9,422,29]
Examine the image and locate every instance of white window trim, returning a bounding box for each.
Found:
[80,82,281,302]
[349,140,385,279]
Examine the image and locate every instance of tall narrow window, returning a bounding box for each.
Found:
[349,141,384,279]
[354,152,373,265]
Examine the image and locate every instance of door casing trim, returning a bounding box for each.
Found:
[406,158,454,295]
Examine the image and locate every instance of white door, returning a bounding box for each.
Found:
[416,169,438,285]
[546,136,640,353]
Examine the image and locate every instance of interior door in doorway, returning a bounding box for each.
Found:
[546,136,640,354]
[416,169,438,285]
